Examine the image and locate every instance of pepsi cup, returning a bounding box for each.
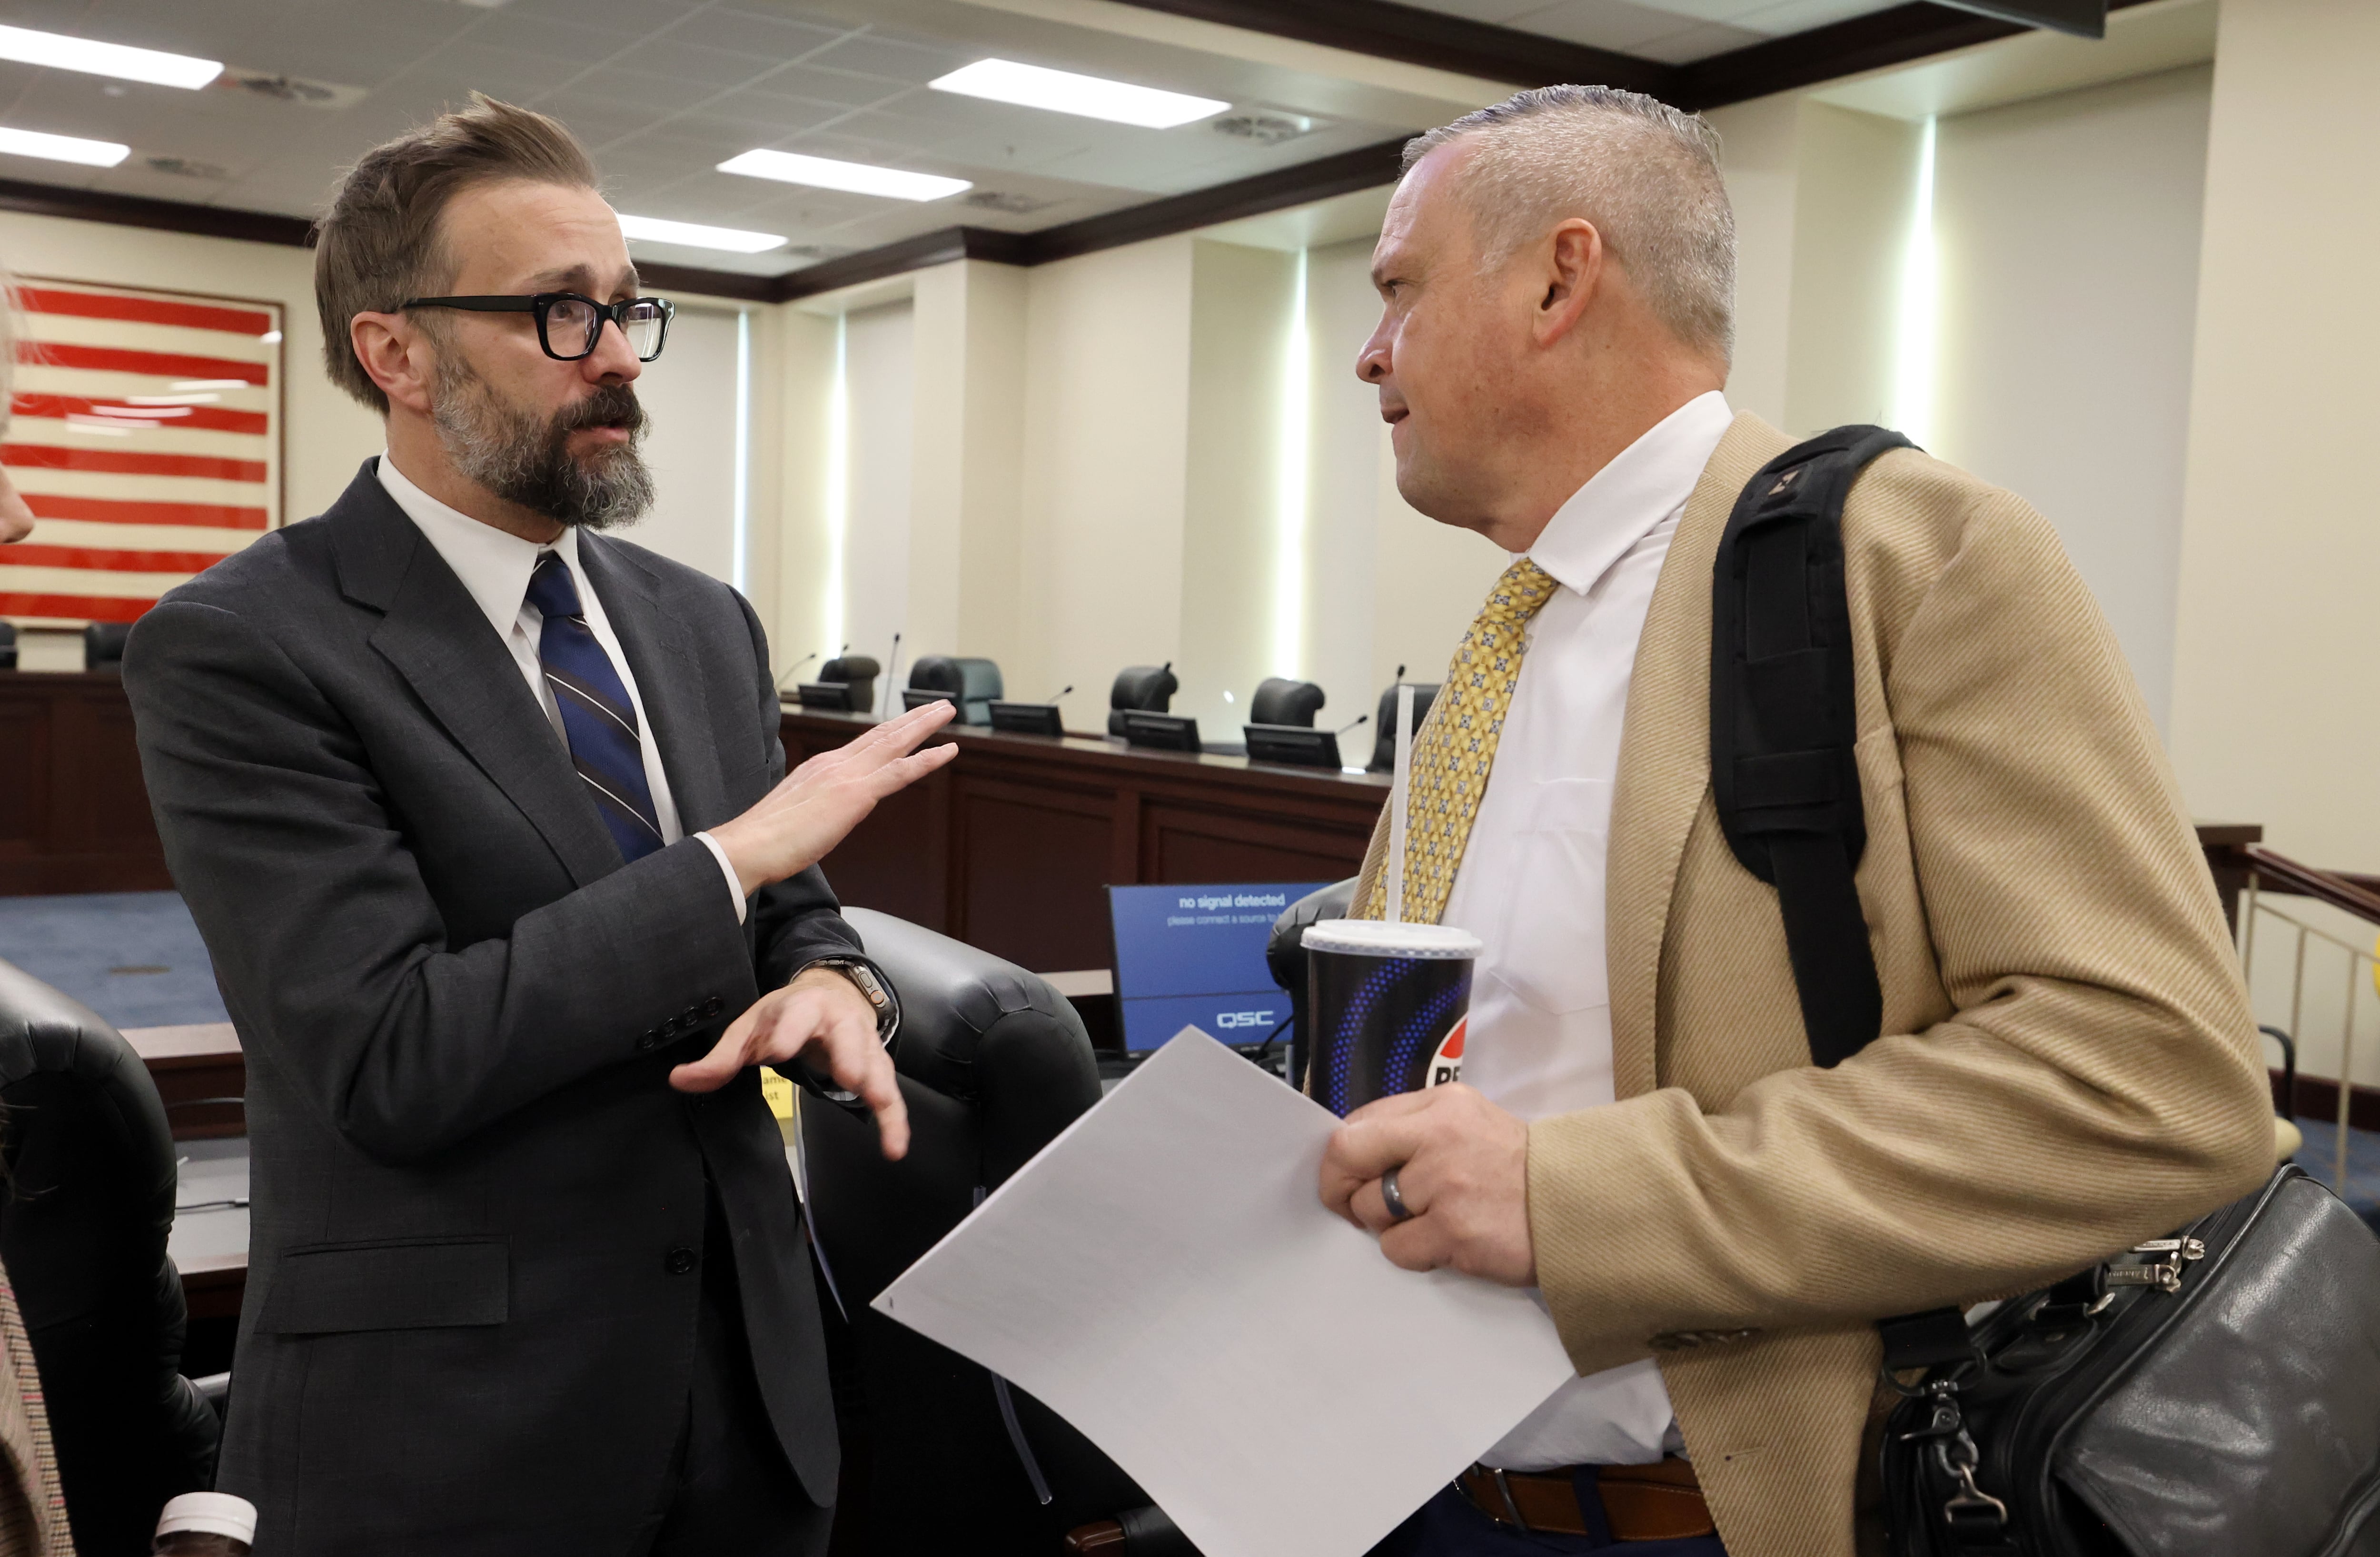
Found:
[1303,920,1482,1118]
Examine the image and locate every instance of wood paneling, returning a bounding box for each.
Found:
[783,709,1387,975]
[0,672,171,895]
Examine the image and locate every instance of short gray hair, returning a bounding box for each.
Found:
[1403,85,1735,363]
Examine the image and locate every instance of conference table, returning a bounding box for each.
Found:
[777,706,1390,978]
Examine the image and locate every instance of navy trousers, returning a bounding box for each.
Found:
[1370,1485,1728,1557]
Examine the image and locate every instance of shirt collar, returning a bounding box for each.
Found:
[376,451,581,640]
[1525,390,1734,596]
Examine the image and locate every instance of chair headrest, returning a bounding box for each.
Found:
[909,656,1004,706]
[1250,677,1325,728]
[84,621,132,668]
[1370,682,1441,772]
[1109,664,1177,713]
[0,957,180,1310]
[820,655,881,684]
[840,909,1099,1190]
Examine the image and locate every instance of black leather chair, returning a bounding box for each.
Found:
[0,958,220,1555]
[83,621,132,673]
[1265,879,1359,1094]
[1105,664,1177,739]
[1248,677,1325,728]
[811,654,882,714]
[0,622,17,670]
[804,909,1195,1556]
[1368,682,1440,773]
[908,655,1005,725]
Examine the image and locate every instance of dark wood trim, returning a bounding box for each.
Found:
[2275,1069,2380,1135]
[632,261,779,304]
[1027,139,1408,265]
[1101,0,1670,94]
[1676,4,2023,109]
[776,226,1032,302]
[0,177,316,247]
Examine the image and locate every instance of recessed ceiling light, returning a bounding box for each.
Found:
[0,126,131,168]
[930,59,1227,129]
[718,149,970,203]
[0,23,222,90]
[618,213,786,255]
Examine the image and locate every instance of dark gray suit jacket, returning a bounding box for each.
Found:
[125,462,846,1553]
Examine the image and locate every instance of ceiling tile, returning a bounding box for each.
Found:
[560,67,725,116]
[802,33,977,86]
[464,13,647,67]
[1506,0,1750,52]
[1627,19,1770,61]
[619,39,784,90]
[733,63,908,110]
[666,9,849,61]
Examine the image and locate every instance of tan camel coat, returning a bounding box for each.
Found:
[1355,411,2273,1555]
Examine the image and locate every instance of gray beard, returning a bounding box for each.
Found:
[430,360,654,531]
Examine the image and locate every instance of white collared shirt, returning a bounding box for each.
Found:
[1439,390,1735,1469]
[376,454,747,922]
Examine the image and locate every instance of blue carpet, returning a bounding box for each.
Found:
[2292,1117,2380,1233]
[0,892,228,1029]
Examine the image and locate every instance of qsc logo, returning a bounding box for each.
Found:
[1213,1009,1278,1030]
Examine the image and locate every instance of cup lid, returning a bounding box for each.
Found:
[1300,919,1482,959]
[155,1492,257,1543]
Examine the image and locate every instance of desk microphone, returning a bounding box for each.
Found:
[1335,714,1369,736]
[1043,685,1073,703]
[881,632,902,716]
[774,651,818,692]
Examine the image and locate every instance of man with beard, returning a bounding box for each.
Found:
[121,97,954,1554]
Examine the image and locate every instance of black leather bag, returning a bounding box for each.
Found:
[1881,1166,2380,1555]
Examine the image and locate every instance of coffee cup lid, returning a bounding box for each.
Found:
[155,1492,258,1543]
[1300,919,1482,959]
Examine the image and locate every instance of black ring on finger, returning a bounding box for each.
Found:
[1381,1164,1416,1221]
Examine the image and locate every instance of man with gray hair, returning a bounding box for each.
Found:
[1319,86,2269,1555]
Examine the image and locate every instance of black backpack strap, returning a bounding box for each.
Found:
[1710,425,1913,1068]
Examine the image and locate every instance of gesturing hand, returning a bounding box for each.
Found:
[710,699,958,896]
[671,966,908,1159]
[1318,1083,1536,1286]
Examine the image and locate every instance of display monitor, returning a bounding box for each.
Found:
[1108,881,1327,1053]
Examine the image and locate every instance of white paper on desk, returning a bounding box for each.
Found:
[873,1029,1576,1557]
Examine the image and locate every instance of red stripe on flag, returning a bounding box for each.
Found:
[14,341,269,385]
[10,392,270,436]
[22,492,269,530]
[15,287,275,337]
[2,442,268,482]
[1,542,231,574]
[0,592,154,623]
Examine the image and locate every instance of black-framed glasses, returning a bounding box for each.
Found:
[399,293,675,362]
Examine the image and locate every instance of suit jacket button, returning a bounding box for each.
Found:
[702,995,724,1018]
[661,1015,681,1035]
[665,1247,698,1276]
[637,1030,659,1050]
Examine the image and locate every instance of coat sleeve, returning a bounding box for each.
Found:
[731,589,866,990]
[125,597,769,1166]
[1525,485,2276,1377]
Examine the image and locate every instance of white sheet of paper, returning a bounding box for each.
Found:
[873,1029,1576,1557]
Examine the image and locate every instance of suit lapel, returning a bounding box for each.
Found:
[1604,413,1793,1099]
[578,536,729,833]
[329,464,623,888]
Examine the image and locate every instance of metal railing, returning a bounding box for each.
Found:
[2237,844,2377,1191]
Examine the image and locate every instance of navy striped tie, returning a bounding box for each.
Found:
[526,552,665,862]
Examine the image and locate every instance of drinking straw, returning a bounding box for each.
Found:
[1388,683,1414,924]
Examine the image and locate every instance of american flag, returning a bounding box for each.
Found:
[0,278,280,626]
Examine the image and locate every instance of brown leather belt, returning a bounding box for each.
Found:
[1456,1458,1713,1542]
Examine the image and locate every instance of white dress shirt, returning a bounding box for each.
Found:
[376,455,748,922]
[1439,390,1735,1470]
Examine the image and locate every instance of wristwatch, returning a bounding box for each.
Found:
[797,955,900,1048]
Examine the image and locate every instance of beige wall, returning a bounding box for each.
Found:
[1016,237,1196,732]
[1930,65,2212,733]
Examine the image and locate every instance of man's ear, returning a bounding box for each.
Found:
[1533,218,1603,348]
[351,311,436,417]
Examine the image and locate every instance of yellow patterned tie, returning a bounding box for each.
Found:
[1357,556,1559,925]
